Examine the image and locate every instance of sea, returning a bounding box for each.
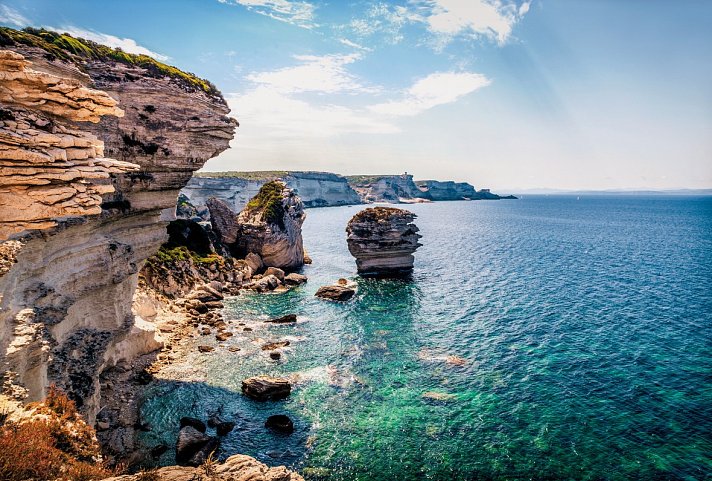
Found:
[140,195,712,481]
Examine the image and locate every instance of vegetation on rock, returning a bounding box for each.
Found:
[0,386,115,481]
[0,27,221,97]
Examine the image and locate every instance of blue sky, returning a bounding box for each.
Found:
[1,0,710,190]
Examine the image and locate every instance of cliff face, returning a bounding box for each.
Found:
[346,174,429,203]
[415,180,477,201]
[0,32,236,421]
[182,170,361,213]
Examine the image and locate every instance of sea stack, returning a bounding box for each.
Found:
[234,181,306,270]
[346,207,422,277]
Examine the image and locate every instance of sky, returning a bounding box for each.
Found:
[1,0,711,191]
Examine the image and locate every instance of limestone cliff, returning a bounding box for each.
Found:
[183,170,361,213]
[346,207,422,277]
[346,174,430,203]
[0,28,236,423]
[415,179,477,200]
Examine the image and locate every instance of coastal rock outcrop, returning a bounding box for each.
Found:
[103,454,305,481]
[315,279,358,301]
[346,207,422,277]
[234,181,306,270]
[346,173,429,203]
[0,27,235,434]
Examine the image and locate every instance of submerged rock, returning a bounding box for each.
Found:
[265,313,298,324]
[265,414,294,434]
[180,417,206,433]
[346,207,422,277]
[242,376,291,401]
[262,340,290,351]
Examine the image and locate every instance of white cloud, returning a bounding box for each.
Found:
[246,53,374,94]
[56,27,169,61]
[337,38,372,52]
[218,0,316,28]
[369,72,491,116]
[415,0,529,45]
[0,5,30,27]
[227,87,398,140]
[348,3,419,44]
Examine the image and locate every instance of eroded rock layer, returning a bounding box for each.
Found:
[0,50,139,239]
[0,31,236,425]
[346,207,422,277]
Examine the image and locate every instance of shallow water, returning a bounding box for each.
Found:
[141,196,712,480]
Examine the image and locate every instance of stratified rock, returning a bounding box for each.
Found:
[346,207,422,277]
[241,376,291,401]
[265,313,298,324]
[0,27,235,438]
[265,414,294,434]
[206,196,239,245]
[234,181,306,270]
[284,273,307,286]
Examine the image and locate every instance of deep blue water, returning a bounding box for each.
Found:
[141,196,712,480]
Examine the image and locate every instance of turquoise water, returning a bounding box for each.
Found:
[141,196,712,480]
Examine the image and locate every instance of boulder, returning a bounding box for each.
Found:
[216,331,233,342]
[198,345,214,353]
[208,416,236,436]
[284,273,308,286]
[175,426,212,466]
[264,266,285,281]
[246,274,281,293]
[315,284,356,301]
[270,352,281,360]
[207,197,240,245]
[346,207,422,277]
[242,376,292,401]
[265,313,298,324]
[245,252,264,273]
[265,414,294,434]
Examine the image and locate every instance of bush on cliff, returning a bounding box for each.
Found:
[0,386,116,480]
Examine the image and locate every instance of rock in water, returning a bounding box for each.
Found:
[346,207,422,277]
[175,426,213,466]
[265,414,294,434]
[234,181,306,270]
[242,376,292,401]
[315,284,357,301]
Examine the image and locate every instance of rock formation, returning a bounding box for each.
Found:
[234,181,306,270]
[315,279,358,301]
[0,27,236,429]
[241,376,292,401]
[346,207,422,277]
